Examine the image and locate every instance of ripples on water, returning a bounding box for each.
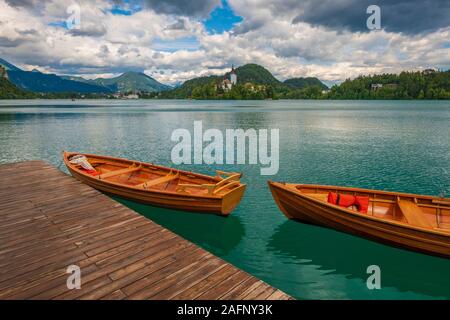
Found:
[0,99,449,299]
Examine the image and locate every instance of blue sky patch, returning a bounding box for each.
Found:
[49,21,68,29]
[152,37,200,52]
[110,0,142,16]
[203,0,243,34]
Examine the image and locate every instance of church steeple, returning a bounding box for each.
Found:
[230,65,237,85]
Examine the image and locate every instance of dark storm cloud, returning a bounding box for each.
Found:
[68,24,108,37]
[233,17,265,34]
[292,0,450,34]
[4,0,37,7]
[15,28,39,36]
[140,0,220,17]
[0,36,25,47]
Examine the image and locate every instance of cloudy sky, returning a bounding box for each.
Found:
[0,0,449,85]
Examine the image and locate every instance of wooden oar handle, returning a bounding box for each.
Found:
[177,177,241,196]
[215,174,240,188]
[216,170,241,180]
[213,181,240,195]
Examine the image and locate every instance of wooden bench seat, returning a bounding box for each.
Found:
[98,165,141,180]
[176,173,241,195]
[432,199,450,205]
[306,193,328,201]
[136,171,179,189]
[397,199,432,228]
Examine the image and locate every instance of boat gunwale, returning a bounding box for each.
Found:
[63,151,245,200]
[289,182,450,201]
[268,181,450,237]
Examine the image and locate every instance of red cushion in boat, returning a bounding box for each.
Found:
[81,168,99,176]
[327,192,355,207]
[327,192,369,213]
[355,196,369,213]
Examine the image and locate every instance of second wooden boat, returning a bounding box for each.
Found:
[63,152,246,216]
[268,181,450,258]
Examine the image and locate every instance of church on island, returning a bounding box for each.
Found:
[219,66,237,91]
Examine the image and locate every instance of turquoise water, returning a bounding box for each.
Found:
[0,99,449,299]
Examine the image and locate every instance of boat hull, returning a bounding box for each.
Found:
[64,153,246,216]
[268,181,450,258]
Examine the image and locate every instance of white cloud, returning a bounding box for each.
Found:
[0,0,449,86]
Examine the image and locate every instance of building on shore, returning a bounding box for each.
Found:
[221,78,233,91]
[371,83,399,91]
[371,83,383,91]
[230,66,237,85]
[423,68,436,75]
[112,92,140,99]
[124,93,139,99]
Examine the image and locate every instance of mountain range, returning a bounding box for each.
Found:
[0,58,170,94]
[61,72,171,93]
[1,57,448,100]
[0,58,328,98]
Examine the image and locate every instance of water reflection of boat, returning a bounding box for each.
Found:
[116,198,245,256]
[268,221,450,299]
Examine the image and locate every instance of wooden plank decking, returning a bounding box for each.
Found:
[0,161,291,300]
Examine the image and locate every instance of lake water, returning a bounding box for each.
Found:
[0,99,449,299]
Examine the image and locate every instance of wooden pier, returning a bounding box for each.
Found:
[0,161,291,300]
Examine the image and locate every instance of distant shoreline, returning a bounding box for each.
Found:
[2,62,449,100]
[0,98,450,104]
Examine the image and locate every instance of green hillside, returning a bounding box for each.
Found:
[160,63,328,99]
[328,70,450,99]
[160,75,220,98]
[284,77,328,90]
[160,64,284,99]
[230,64,281,85]
[0,78,35,99]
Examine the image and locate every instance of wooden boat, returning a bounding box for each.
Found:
[268,181,450,258]
[63,152,246,216]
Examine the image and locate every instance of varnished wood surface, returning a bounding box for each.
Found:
[268,181,450,258]
[0,161,291,300]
